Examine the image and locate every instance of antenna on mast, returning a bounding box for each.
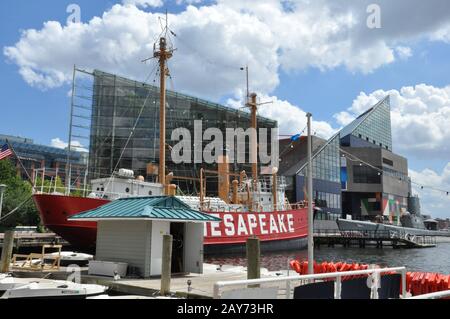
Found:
[146,11,175,192]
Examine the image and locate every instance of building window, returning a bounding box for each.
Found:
[382,158,394,166]
[353,166,381,184]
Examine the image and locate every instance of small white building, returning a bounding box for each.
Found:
[69,196,221,278]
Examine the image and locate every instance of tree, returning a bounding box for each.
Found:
[0,159,40,230]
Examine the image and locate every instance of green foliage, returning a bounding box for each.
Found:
[34,175,65,194]
[0,159,40,229]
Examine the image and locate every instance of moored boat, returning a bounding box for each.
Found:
[1,279,107,299]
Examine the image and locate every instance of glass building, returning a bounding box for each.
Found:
[88,70,277,194]
[340,96,392,151]
[295,133,342,217]
[0,134,87,187]
[291,96,413,221]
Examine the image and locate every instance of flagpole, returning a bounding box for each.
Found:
[5,139,36,191]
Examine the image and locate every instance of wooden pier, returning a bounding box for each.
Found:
[314,230,437,249]
[0,232,68,249]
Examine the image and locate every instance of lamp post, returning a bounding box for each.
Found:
[306,113,314,275]
[240,65,249,103]
[0,184,6,219]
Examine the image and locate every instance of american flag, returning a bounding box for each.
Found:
[0,144,13,160]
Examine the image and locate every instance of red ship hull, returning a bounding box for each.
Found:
[33,194,308,251]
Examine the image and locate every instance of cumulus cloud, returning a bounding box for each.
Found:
[51,138,88,152]
[226,94,337,139]
[122,0,163,8]
[338,84,450,160]
[334,111,356,126]
[5,1,450,96]
[409,165,450,218]
[395,46,412,60]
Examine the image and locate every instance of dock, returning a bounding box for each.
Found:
[82,264,281,298]
[314,230,437,249]
[10,264,289,299]
[0,232,69,249]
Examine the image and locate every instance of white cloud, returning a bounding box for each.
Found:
[51,138,88,153]
[226,93,337,139]
[333,111,355,126]
[5,1,450,96]
[122,0,163,8]
[176,0,203,5]
[409,164,450,218]
[395,46,412,60]
[340,84,450,160]
[51,138,67,149]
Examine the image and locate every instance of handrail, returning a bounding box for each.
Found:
[407,290,450,299]
[314,229,436,242]
[213,266,407,299]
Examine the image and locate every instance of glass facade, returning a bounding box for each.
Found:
[297,134,342,214]
[0,135,86,185]
[346,96,393,151]
[88,70,277,194]
[353,165,382,184]
[295,96,394,216]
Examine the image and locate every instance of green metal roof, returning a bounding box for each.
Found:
[69,196,221,222]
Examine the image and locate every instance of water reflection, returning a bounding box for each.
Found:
[205,243,450,274]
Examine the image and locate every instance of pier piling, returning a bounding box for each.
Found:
[161,234,173,296]
[0,230,15,273]
[246,236,260,283]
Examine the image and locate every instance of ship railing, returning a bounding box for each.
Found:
[257,175,287,193]
[315,229,437,244]
[406,290,450,299]
[32,167,90,195]
[213,266,407,299]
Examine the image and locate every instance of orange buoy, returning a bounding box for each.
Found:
[290,260,302,274]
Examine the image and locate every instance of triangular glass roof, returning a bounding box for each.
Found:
[340,95,391,140]
[295,95,392,178]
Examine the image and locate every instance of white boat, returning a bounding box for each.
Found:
[1,279,107,299]
[44,251,93,266]
[88,295,160,299]
[0,274,54,292]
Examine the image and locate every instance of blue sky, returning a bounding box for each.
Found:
[1,0,450,217]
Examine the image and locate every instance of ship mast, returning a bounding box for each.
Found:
[248,93,258,190]
[153,30,173,191]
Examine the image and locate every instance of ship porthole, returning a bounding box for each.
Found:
[148,190,152,195]
[125,187,130,193]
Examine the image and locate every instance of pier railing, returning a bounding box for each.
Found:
[213,266,407,299]
[314,229,437,245]
[406,290,450,299]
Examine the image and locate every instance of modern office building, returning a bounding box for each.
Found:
[278,135,342,215]
[339,97,411,223]
[279,133,342,217]
[88,70,278,194]
[281,96,417,222]
[0,134,87,187]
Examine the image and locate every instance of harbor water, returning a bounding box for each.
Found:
[205,242,450,274]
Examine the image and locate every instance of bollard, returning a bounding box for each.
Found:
[160,234,173,296]
[246,236,260,282]
[1,230,15,273]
